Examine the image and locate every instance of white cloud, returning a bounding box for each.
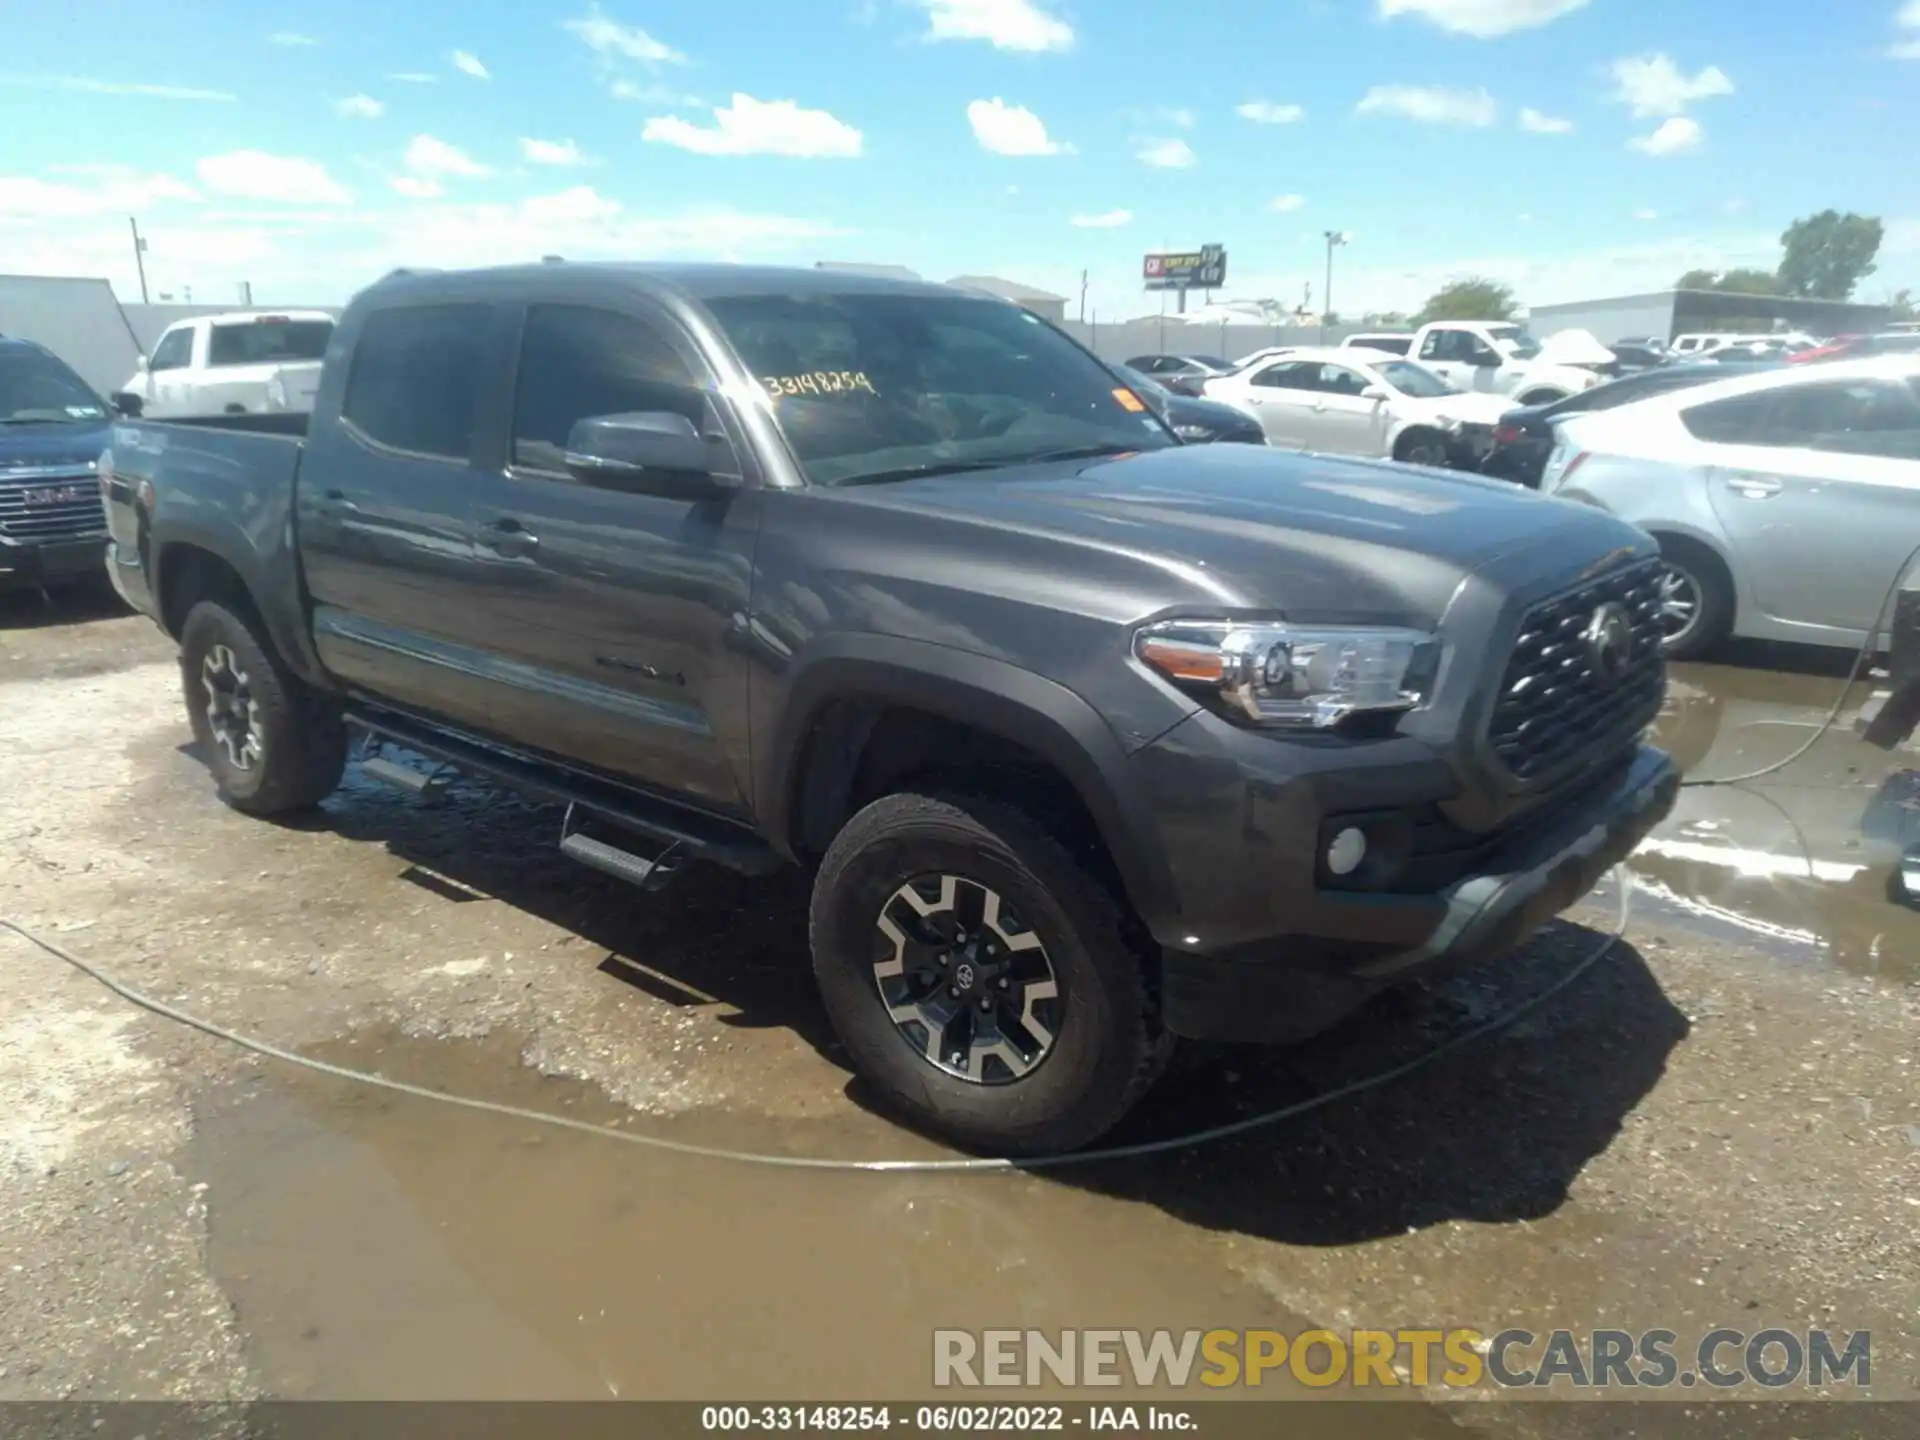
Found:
[1268,193,1305,213]
[1633,208,1659,221]
[644,94,864,157]
[1377,0,1589,36]
[389,175,442,199]
[1136,137,1197,168]
[404,134,491,178]
[335,94,384,119]
[1519,106,1573,133]
[1355,85,1498,127]
[195,151,352,206]
[451,50,490,80]
[967,98,1072,156]
[1608,54,1733,118]
[563,6,689,64]
[1156,107,1195,128]
[0,168,200,220]
[1070,209,1133,228]
[0,75,236,102]
[611,80,702,105]
[1892,0,1920,57]
[919,0,1073,52]
[269,32,318,47]
[1630,115,1703,155]
[389,72,437,84]
[521,137,589,166]
[1237,101,1305,124]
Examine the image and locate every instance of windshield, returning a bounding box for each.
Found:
[1375,359,1459,398]
[206,318,333,367]
[705,292,1174,486]
[0,348,108,425]
[1485,324,1542,360]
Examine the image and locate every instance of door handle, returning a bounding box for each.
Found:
[315,489,359,520]
[481,518,540,557]
[1724,476,1782,499]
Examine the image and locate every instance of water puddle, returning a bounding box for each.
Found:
[1639,659,1920,983]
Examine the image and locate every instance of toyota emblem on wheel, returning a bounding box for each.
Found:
[1584,601,1635,686]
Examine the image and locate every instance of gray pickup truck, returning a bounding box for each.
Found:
[101,262,1679,1153]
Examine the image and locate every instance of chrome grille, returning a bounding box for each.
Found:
[1488,557,1666,782]
[0,467,107,541]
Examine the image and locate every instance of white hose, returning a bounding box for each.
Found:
[0,872,1633,1174]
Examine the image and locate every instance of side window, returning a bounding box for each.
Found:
[1252,361,1321,391]
[1681,393,1769,445]
[510,304,705,473]
[148,328,192,372]
[1418,331,1446,361]
[1317,365,1367,396]
[340,304,489,461]
[1463,335,1499,365]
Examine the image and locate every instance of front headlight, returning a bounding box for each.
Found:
[1135,620,1440,728]
[1172,423,1212,442]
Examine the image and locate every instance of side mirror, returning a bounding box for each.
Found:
[1359,385,1387,402]
[136,355,150,372]
[109,391,144,418]
[563,411,739,498]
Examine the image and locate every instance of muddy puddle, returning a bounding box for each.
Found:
[1639,657,1920,983]
[187,1030,1326,1403]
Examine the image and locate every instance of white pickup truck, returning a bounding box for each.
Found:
[116,311,335,420]
[1407,320,1614,405]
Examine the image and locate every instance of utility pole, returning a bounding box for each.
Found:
[1321,231,1348,343]
[128,216,150,303]
[239,280,253,306]
[1078,269,1088,324]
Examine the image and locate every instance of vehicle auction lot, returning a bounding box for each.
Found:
[3,591,1918,1423]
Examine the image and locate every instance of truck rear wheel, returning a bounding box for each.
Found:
[809,792,1168,1155]
[179,599,346,816]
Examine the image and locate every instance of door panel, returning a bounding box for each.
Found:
[298,301,503,732]
[1305,363,1390,454]
[459,301,759,814]
[1240,361,1323,448]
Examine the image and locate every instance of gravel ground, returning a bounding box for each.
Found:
[1,593,1916,1424]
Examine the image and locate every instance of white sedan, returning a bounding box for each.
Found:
[1540,354,1920,659]
[1201,347,1511,468]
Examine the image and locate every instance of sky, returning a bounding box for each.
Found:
[3,0,1918,320]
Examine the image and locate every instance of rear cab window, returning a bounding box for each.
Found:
[207,317,334,368]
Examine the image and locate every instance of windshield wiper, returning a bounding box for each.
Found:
[834,458,1022,488]
[1013,442,1146,465]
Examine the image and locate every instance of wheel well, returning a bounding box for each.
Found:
[789,700,1120,888]
[1393,426,1445,460]
[157,544,257,638]
[1515,388,1567,405]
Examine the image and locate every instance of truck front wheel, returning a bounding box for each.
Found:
[809,792,1168,1155]
[179,599,346,816]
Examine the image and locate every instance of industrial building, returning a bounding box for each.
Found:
[1529,288,1894,345]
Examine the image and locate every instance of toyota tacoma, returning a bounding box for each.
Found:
[100,263,1678,1153]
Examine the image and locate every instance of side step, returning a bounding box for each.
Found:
[359,753,452,803]
[559,806,682,892]
[342,705,782,876]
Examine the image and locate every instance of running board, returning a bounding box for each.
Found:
[358,754,451,803]
[342,705,781,876]
[559,806,682,892]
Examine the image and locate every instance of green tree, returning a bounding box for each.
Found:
[1675,267,1781,295]
[1676,268,1718,290]
[1415,278,1518,324]
[1888,288,1915,322]
[1776,210,1884,300]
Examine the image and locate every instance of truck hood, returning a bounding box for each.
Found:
[833,442,1643,629]
[0,421,111,472]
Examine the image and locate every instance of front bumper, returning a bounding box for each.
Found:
[1147,738,1678,1043]
[0,534,108,590]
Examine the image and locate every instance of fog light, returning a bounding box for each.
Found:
[1326,827,1368,877]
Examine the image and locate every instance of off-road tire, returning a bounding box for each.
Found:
[810,792,1169,1155]
[179,599,346,815]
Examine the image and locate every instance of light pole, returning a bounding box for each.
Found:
[1321,230,1348,343]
